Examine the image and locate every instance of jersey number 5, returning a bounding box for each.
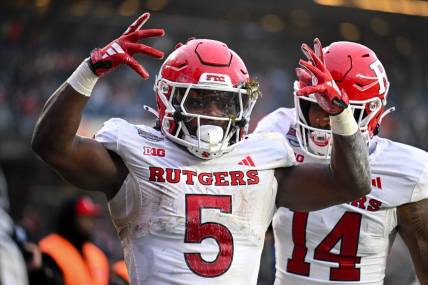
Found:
[287,211,362,281]
[184,194,233,277]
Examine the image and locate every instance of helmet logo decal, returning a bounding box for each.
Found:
[369,60,388,95]
[199,73,232,86]
[207,74,225,82]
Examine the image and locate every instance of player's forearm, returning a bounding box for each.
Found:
[274,109,370,211]
[32,59,98,162]
[31,82,89,163]
[330,130,371,200]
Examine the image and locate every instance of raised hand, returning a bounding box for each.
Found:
[89,13,165,79]
[296,38,349,115]
[293,67,312,92]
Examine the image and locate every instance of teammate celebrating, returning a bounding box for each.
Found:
[255,41,428,284]
[32,13,371,285]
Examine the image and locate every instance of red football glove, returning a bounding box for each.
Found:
[293,67,312,92]
[89,13,165,79]
[295,38,349,115]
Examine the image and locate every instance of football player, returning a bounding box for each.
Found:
[32,13,371,285]
[255,41,428,284]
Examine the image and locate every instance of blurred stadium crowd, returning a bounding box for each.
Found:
[0,0,427,284]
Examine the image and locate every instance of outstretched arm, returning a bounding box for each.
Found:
[32,13,164,199]
[397,199,428,284]
[275,38,371,211]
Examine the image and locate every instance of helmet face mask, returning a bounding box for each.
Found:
[294,41,392,159]
[295,95,333,159]
[154,39,259,159]
[295,95,384,159]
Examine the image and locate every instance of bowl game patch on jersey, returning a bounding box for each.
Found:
[136,126,164,142]
[286,127,300,147]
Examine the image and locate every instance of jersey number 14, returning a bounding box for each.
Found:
[287,211,362,281]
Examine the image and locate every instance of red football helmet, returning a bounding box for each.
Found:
[295,41,394,159]
[154,39,259,159]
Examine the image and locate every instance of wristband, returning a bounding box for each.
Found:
[329,107,359,136]
[66,59,99,97]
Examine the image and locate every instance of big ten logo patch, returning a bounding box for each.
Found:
[143,147,165,157]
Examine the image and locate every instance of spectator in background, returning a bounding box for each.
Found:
[30,195,110,285]
[0,166,29,285]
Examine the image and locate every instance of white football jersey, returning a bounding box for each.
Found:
[95,118,296,285]
[255,108,428,285]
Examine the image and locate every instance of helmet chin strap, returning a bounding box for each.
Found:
[378,106,396,125]
[371,106,396,137]
[143,105,159,119]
